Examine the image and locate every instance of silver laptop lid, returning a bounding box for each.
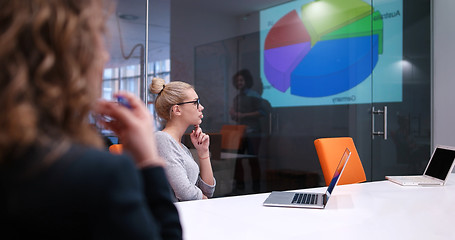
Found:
[324,148,351,200]
[423,145,455,182]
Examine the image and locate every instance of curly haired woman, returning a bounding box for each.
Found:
[0,0,181,239]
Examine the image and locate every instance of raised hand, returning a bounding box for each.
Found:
[190,125,210,159]
[94,91,164,168]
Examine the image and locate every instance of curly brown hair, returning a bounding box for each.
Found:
[0,0,111,163]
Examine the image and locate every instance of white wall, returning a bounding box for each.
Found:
[433,0,455,151]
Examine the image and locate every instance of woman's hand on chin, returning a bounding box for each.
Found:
[190,125,210,156]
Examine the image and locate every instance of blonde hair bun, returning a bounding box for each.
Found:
[149,77,166,94]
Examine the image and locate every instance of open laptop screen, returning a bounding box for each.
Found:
[326,148,351,198]
[425,147,455,180]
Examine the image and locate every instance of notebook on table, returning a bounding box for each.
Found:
[263,148,351,209]
[385,145,455,186]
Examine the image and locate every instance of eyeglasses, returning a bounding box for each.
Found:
[176,98,200,109]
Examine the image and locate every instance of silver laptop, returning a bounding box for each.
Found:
[386,145,455,186]
[263,148,351,209]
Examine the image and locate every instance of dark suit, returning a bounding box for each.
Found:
[0,144,182,239]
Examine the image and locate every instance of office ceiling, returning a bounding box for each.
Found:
[107,0,290,67]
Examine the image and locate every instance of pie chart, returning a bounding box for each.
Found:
[263,0,384,98]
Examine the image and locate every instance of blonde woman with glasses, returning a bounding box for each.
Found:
[150,77,215,201]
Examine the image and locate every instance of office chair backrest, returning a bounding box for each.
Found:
[220,124,246,152]
[109,144,123,155]
[314,137,366,186]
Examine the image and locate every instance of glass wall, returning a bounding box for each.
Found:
[176,0,431,197]
[102,0,170,137]
[104,0,431,198]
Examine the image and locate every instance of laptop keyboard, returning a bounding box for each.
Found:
[292,193,318,205]
[395,176,440,184]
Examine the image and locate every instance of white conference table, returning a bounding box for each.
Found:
[175,174,455,240]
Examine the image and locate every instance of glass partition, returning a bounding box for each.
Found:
[371,0,431,179]
[188,0,431,197]
[102,0,171,138]
[103,0,431,198]
[103,0,147,100]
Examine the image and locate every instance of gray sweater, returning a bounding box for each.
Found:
[155,131,216,201]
